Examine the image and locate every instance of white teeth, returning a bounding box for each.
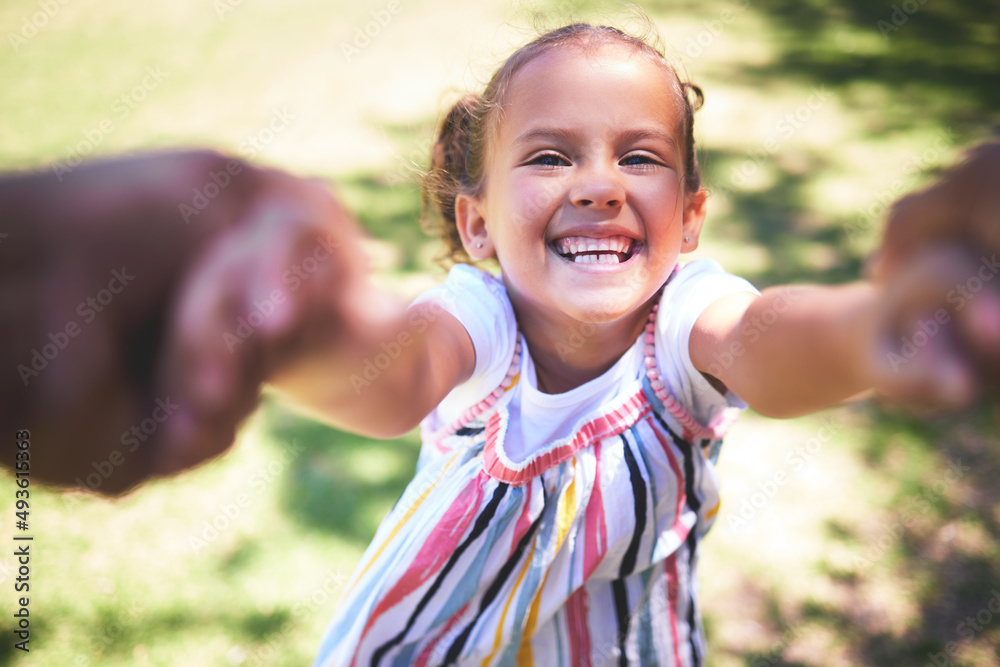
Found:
[572,253,620,264]
[557,235,635,258]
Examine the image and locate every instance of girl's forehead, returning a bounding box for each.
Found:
[499,42,684,136]
[515,41,672,89]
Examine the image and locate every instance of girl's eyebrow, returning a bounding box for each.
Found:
[619,128,678,151]
[512,127,677,151]
[512,127,581,147]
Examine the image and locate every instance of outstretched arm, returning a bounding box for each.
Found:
[691,141,1000,417]
[266,298,475,440]
[0,150,474,494]
[690,283,881,418]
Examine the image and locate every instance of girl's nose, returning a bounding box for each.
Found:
[570,163,625,209]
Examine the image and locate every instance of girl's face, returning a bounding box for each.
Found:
[458,42,706,334]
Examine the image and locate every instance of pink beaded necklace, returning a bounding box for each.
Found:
[642,303,739,441]
[431,299,738,444]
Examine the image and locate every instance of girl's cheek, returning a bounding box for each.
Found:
[516,179,565,222]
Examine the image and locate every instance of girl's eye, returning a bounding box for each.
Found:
[528,153,568,167]
[620,154,663,167]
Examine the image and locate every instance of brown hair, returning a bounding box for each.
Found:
[421,23,704,266]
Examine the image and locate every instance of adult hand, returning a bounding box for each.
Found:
[867,141,1000,410]
[0,150,368,494]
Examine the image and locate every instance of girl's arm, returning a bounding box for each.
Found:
[691,141,1000,418]
[266,298,476,439]
[691,258,995,417]
[689,284,881,418]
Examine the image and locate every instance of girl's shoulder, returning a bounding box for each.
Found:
[411,263,509,315]
[660,258,759,321]
[412,264,519,434]
[655,259,759,432]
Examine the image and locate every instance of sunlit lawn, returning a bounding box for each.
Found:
[1,0,998,665]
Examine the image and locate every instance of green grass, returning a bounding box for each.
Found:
[1,0,999,664]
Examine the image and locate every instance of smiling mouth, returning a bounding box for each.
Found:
[554,235,638,264]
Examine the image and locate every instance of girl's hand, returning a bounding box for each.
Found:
[0,151,370,494]
[867,142,1000,410]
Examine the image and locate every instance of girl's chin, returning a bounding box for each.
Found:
[554,292,652,325]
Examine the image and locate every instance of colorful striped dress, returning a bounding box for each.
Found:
[314,262,754,666]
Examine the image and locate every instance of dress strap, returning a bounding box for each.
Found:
[642,302,739,441]
[427,338,522,442]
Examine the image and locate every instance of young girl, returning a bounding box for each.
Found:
[262,22,976,667]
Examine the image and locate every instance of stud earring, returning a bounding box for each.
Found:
[477,242,483,248]
[684,236,690,243]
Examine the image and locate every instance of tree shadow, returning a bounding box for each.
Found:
[259,398,421,546]
[733,0,1000,138]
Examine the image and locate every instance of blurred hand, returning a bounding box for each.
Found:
[0,150,369,494]
[867,141,1000,410]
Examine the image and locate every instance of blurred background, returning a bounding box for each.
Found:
[1,0,998,664]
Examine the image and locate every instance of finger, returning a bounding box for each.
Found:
[871,245,990,409]
[871,324,979,412]
[168,226,250,411]
[870,185,967,282]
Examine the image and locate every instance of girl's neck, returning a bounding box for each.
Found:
[513,301,653,395]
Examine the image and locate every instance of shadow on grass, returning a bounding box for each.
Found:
[709,406,1000,665]
[260,398,420,546]
[334,171,431,273]
[734,0,1000,138]
[840,407,1000,665]
[68,602,300,663]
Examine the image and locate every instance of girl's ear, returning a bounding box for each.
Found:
[680,188,708,253]
[455,193,495,259]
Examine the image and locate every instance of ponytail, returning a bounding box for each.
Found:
[421,94,481,266]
